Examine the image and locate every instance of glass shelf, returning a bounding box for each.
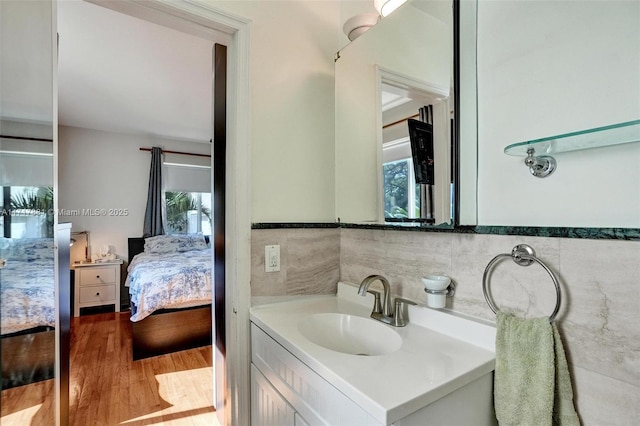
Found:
[504,119,640,156]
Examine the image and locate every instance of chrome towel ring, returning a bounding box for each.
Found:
[482,244,562,321]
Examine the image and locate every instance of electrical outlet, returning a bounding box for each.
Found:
[265,245,280,272]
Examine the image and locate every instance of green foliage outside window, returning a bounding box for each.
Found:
[384,161,409,218]
[165,191,211,234]
[8,186,54,237]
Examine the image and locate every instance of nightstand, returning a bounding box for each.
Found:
[73,260,123,317]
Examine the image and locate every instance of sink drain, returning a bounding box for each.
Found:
[355,353,370,356]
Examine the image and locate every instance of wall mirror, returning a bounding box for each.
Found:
[335,0,477,226]
[1,0,56,423]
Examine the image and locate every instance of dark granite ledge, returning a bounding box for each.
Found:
[252,222,640,241]
[467,226,640,240]
[251,222,340,229]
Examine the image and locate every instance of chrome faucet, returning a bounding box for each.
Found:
[358,275,416,327]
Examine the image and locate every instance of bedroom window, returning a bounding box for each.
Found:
[1,186,54,238]
[165,191,212,235]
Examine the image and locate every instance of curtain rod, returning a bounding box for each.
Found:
[382,113,420,130]
[0,134,53,142]
[139,147,211,158]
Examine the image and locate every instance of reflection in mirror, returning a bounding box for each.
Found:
[335,0,454,225]
[0,0,56,424]
[380,76,452,225]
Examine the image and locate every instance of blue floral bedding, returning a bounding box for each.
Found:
[0,257,55,335]
[127,248,212,322]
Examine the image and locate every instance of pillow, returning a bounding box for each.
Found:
[144,233,208,254]
[5,238,55,261]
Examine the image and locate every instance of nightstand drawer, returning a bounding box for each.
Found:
[79,267,116,285]
[79,285,116,304]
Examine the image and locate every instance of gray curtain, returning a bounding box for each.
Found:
[142,147,164,237]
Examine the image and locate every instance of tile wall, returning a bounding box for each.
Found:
[251,227,640,425]
[251,228,340,296]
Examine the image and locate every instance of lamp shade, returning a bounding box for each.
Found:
[374,0,408,17]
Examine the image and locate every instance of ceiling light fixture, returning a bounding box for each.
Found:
[342,13,380,41]
[374,0,408,17]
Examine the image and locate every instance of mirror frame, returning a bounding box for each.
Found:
[455,0,477,227]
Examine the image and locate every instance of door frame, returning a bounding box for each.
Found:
[83,1,252,424]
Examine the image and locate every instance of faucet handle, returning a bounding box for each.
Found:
[394,297,417,306]
[392,297,417,327]
[367,290,383,315]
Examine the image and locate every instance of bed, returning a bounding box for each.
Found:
[126,234,212,360]
[0,238,56,389]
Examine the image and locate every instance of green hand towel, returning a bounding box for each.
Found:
[552,323,580,426]
[494,312,580,426]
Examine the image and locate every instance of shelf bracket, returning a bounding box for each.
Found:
[524,148,556,178]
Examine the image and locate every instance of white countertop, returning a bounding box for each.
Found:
[250,282,496,424]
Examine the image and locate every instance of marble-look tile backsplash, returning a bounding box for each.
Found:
[251,228,340,296]
[340,228,640,426]
[250,227,640,425]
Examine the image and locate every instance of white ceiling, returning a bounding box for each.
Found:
[57,0,228,143]
[55,1,447,144]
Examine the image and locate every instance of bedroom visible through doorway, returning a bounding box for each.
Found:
[55,1,229,424]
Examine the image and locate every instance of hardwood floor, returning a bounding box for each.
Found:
[0,379,54,425]
[1,311,218,425]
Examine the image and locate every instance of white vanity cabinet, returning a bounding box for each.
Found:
[250,285,497,426]
[251,364,313,426]
[295,413,310,426]
[251,324,382,426]
[251,364,296,425]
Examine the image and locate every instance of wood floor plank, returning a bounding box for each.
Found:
[0,379,55,424]
[2,311,217,425]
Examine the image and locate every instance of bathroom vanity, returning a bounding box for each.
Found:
[250,283,497,425]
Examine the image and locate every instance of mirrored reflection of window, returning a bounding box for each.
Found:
[164,191,212,235]
[1,186,54,238]
[383,137,421,220]
[384,158,419,219]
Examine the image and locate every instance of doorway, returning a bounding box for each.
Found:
[55,1,250,425]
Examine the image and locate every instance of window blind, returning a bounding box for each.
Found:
[162,152,211,193]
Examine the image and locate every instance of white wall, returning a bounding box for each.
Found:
[58,125,210,259]
[210,1,341,223]
[477,0,640,227]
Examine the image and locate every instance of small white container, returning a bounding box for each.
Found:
[422,275,451,291]
[422,275,451,309]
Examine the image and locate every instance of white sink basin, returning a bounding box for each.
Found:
[297,313,402,356]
